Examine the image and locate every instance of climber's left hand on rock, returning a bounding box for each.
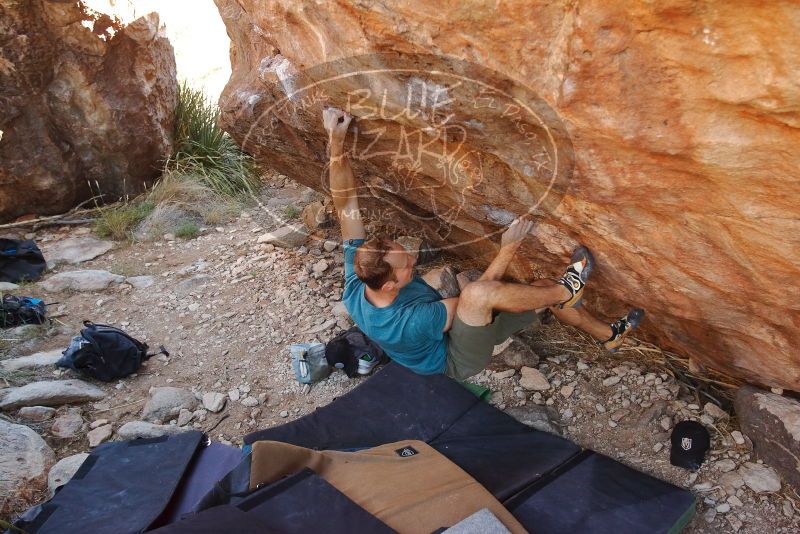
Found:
[323,107,352,142]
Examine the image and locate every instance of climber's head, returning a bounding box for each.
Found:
[353,236,416,292]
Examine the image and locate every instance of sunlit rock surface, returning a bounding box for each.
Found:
[216,0,800,389]
[0,1,177,221]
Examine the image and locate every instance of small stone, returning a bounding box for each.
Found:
[602,376,621,387]
[693,482,713,491]
[560,384,575,398]
[163,233,176,241]
[610,409,630,422]
[576,361,589,371]
[731,430,745,445]
[202,392,226,413]
[727,515,742,531]
[770,387,784,395]
[660,416,672,431]
[493,369,516,380]
[716,459,737,473]
[257,225,307,248]
[241,396,259,407]
[17,406,57,422]
[595,404,606,414]
[716,503,730,513]
[687,403,700,411]
[51,412,84,439]
[90,419,109,429]
[323,240,337,252]
[653,442,664,453]
[782,499,794,518]
[177,408,193,426]
[311,259,329,273]
[126,276,155,289]
[703,402,729,420]
[279,410,289,418]
[726,495,743,507]
[228,389,240,402]
[702,508,717,523]
[519,366,550,391]
[87,424,113,447]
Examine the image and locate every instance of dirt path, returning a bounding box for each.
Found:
[1,180,798,532]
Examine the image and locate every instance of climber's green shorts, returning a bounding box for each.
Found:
[445,310,540,381]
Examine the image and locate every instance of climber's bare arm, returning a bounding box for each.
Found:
[441,297,459,332]
[323,108,365,241]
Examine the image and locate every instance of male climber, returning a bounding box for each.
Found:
[323,107,644,380]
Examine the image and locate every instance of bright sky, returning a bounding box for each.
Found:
[83,0,231,100]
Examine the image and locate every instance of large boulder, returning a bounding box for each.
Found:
[0,380,106,411]
[735,386,800,489]
[215,0,800,390]
[0,419,56,495]
[0,1,177,221]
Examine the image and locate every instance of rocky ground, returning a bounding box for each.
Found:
[1,177,798,533]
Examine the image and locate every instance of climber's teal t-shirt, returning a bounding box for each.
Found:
[342,239,448,375]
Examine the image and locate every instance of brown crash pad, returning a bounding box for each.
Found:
[249,440,526,533]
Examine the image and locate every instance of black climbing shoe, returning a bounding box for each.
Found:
[602,308,645,352]
[558,246,594,308]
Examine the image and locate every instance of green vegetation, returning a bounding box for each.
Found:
[175,220,200,239]
[284,204,299,219]
[94,201,155,240]
[170,82,260,198]
[94,82,261,242]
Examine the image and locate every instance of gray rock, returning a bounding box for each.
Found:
[735,385,800,488]
[177,408,193,426]
[703,401,729,420]
[18,406,57,422]
[323,240,337,252]
[0,349,63,371]
[0,380,106,410]
[519,366,550,391]
[0,281,19,291]
[311,259,329,273]
[716,459,737,473]
[493,369,516,380]
[47,453,89,496]
[738,462,782,493]
[603,376,621,387]
[44,237,113,267]
[117,421,189,440]
[141,387,198,422]
[241,396,259,407]
[256,225,307,248]
[497,338,540,369]
[39,270,125,292]
[306,318,336,334]
[504,405,561,435]
[421,266,460,298]
[174,274,211,296]
[228,389,241,402]
[202,392,226,413]
[0,419,55,494]
[87,424,113,447]
[331,301,351,323]
[51,411,84,439]
[126,275,155,289]
[719,471,746,495]
[731,430,745,446]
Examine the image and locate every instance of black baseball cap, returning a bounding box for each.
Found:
[670,420,710,470]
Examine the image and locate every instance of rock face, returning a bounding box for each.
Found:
[0,1,177,221]
[216,0,800,390]
[735,386,800,488]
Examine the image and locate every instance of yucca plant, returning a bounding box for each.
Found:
[171,82,260,198]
